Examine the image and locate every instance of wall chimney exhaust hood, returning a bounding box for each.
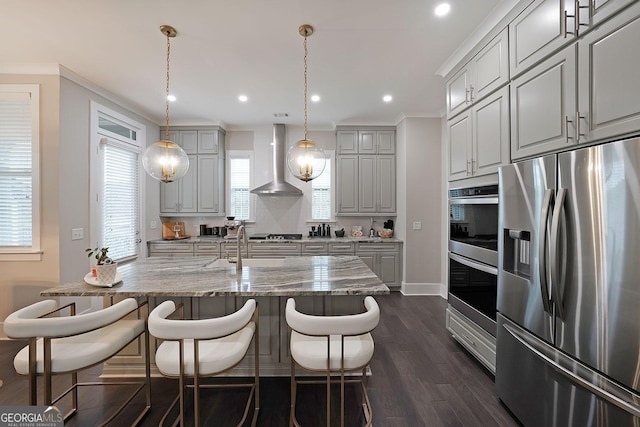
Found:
[251,124,303,196]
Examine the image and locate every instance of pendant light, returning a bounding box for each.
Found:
[142,25,189,183]
[286,24,326,182]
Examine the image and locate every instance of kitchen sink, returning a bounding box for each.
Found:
[208,258,286,268]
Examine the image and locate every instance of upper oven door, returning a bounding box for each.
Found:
[449,186,499,267]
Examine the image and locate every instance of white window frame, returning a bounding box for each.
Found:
[90,102,145,262]
[226,150,254,221]
[0,84,41,261]
[307,150,335,223]
[311,155,333,221]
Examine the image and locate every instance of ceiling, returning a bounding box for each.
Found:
[2,0,510,130]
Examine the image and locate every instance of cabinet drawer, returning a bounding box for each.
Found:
[355,242,399,252]
[194,243,220,255]
[249,242,301,256]
[328,243,355,254]
[149,243,193,253]
[446,307,496,373]
[301,242,328,254]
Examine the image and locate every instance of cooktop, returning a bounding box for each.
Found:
[249,233,303,240]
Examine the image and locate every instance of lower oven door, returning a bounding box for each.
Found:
[449,252,497,337]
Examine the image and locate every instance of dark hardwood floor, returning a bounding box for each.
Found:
[0,294,520,426]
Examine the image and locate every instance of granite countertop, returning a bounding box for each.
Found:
[148,236,402,244]
[42,256,389,297]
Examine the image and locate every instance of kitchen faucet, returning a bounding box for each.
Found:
[233,225,247,273]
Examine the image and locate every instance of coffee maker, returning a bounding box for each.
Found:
[224,217,241,239]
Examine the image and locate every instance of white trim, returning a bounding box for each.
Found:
[227,150,255,221]
[0,251,43,261]
[0,63,61,75]
[89,102,146,255]
[400,282,444,296]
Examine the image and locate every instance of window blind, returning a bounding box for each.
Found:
[102,142,139,261]
[0,92,32,247]
[312,159,331,220]
[230,157,250,220]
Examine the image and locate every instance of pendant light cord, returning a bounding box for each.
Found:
[303,34,308,141]
[165,30,171,142]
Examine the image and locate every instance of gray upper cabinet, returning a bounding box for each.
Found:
[160,127,226,215]
[446,28,509,119]
[509,0,576,78]
[511,45,577,159]
[197,130,219,154]
[577,0,637,33]
[336,130,358,154]
[577,1,640,143]
[448,86,510,180]
[336,155,358,214]
[160,154,197,213]
[335,127,396,215]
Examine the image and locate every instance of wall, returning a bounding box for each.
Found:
[58,77,161,286]
[396,117,443,295]
[0,74,61,333]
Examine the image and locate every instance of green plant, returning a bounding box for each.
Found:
[86,246,110,265]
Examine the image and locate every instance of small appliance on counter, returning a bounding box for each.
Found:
[162,221,189,240]
[224,217,241,239]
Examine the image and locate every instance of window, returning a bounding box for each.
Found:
[0,85,40,259]
[91,102,144,263]
[229,155,251,220]
[311,158,331,220]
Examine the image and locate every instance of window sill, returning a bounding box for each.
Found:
[0,250,43,261]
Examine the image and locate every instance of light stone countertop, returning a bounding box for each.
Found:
[148,236,402,244]
[41,256,389,297]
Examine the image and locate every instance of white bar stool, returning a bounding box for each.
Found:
[286,296,380,427]
[3,298,151,425]
[148,299,259,427]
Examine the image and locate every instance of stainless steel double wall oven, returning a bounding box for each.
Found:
[448,184,499,336]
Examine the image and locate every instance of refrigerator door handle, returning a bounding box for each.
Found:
[503,321,640,419]
[538,189,554,314]
[550,188,567,319]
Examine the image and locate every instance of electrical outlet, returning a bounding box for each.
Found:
[412,221,422,231]
[150,221,158,229]
[71,228,84,240]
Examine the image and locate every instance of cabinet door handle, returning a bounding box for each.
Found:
[564,10,576,38]
[466,160,471,176]
[471,159,476,175]
[465,88,470,104]
[469,85,475,102]
[575,0,589,32]
[576,112,586,142]
[565,116,574,144]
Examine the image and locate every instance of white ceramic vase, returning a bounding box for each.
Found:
[96,262,118,285]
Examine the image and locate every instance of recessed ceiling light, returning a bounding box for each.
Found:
[238,94,248,102]
[166,94,176,102]
[435,3,451,17]
[383,95,393,103]
[311,94,320,102]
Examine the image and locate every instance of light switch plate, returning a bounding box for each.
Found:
[412,221,422,230]
[71,228,84,240]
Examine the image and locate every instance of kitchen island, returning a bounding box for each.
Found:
[42,255,389,376]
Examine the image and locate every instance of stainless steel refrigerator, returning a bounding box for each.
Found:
[496,137,640,426]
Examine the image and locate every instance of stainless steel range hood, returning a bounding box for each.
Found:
[251,124,303,196]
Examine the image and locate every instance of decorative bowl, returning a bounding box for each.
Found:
[379,229,394,238]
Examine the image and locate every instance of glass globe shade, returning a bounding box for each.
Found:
[142,140,190,183]
[286,139,326,182]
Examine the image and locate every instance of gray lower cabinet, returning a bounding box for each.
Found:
[148,242,194,257]
[221,241,248,259]
[328,242,355,255]
[577,2,640,143]
[301,242,328,255]
[356,242,401,289]
[248,242,301,258]
[510,45,577,160]
[194,242,219,256]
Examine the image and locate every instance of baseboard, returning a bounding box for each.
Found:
[401,282,443,296]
